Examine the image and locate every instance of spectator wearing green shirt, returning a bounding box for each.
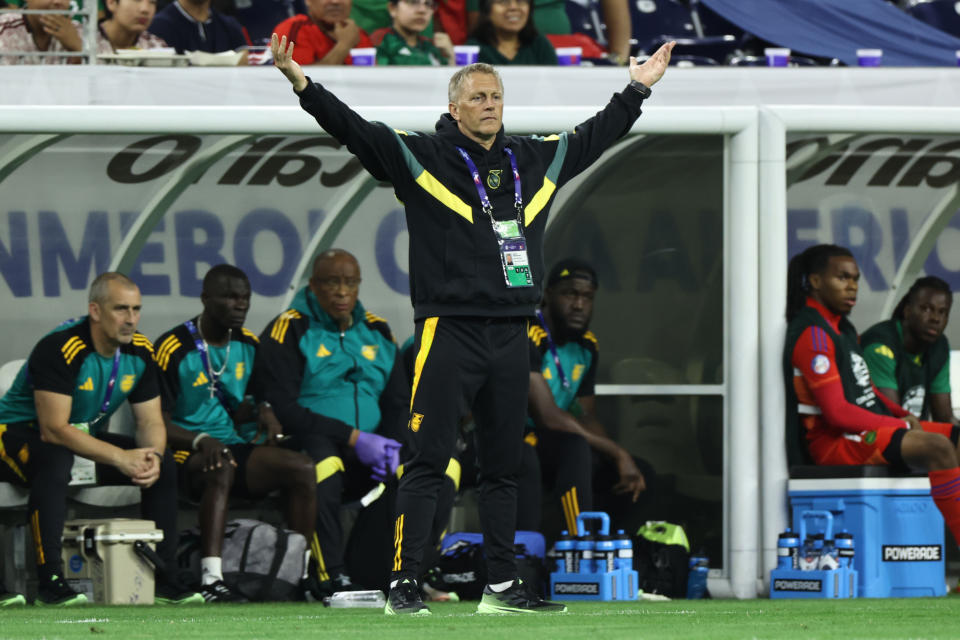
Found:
[467,0,556,65]
[862,276,958,425]
[376,0,454,65]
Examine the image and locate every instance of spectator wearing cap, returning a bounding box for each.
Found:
[519,257,649,536]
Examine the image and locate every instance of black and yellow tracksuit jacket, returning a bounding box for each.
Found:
[294,77,647,320]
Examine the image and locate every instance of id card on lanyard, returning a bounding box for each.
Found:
[457,146,533,288]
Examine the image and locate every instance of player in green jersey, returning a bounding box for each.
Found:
[863,276,958,425]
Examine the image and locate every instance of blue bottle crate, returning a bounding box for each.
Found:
[549,511,638,601]
[770,510,857,599]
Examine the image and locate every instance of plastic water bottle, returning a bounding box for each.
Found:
[595,534,616,573]
[556,530,576,574]
[686,554,709,599]
[777,528,800,569]
[325,590,386,608]
[576,534,595,573]
[835,531,854,568]
[819,537,839,570]
[614,529,633,572]
[799,535,820,570]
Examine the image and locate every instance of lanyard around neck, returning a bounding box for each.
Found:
[90,349,121,427]
[456,146,523,225]
[535,309,570,389]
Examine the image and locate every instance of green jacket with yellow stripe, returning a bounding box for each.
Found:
[295,78,647,320]
[257,287,402,443]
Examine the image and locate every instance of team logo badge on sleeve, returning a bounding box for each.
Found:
[812,354,831,375]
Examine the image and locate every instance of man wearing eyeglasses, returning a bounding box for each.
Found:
[271,34,674,614]
[257,249,407,598]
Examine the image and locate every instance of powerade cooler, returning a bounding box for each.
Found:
[788,472,946,598]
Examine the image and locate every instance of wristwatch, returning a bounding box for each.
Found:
[629,80,652,99]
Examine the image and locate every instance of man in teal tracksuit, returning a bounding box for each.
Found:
[257,249,407,595]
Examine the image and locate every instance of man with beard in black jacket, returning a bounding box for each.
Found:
[270,33,675,614]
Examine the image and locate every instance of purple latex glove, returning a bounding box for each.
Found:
[355,431,402,481]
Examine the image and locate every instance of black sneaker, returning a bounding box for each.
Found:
[384,578,431,616]
[35,575,87,607]
[477,579,567,614]
[200,580,247,603]
[0,585,26,607]
[155,580,204,605]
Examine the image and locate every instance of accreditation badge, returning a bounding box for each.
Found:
[500,238,533,288]
[493,220,533,287]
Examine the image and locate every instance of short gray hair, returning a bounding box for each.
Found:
[88,272,137,304]
[448,63,503,103]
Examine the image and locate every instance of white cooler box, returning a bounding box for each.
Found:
[61,518,163,604]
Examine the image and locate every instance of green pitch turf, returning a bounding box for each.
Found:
[2,598,957,640]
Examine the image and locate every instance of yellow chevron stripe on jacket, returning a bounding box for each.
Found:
[524,178,556,226]
[528,324,547,346]
[154,335,182,371]
[61,336,86,365]
[414,170,473,222]
[270,310,302,344]
[132,333,154,354]
[242,328,260,343]
[583,331,598,346]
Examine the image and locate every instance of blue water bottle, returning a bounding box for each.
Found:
[596,534,616,573]
[614,529,633,572]
[576,534,595,573]
[556,530,576,574]
[686,554,709,599]
[835,531,854,569]
[777,528,800,569]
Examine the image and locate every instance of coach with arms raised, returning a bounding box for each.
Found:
[271,33,674,615]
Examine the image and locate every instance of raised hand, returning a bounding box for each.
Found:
[271,33,307,92]
[629,40,675,89]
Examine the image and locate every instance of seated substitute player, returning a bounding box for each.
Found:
[153,264,317,602]
[862,276,958,426]
[784,244,960,550]
[0,273,201,606]
[258,249,405,596]
[520,258,645,534]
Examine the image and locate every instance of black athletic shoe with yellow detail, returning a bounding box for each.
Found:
[477,579,567,614]
[35,575,87,607]
[384,578,431,615]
